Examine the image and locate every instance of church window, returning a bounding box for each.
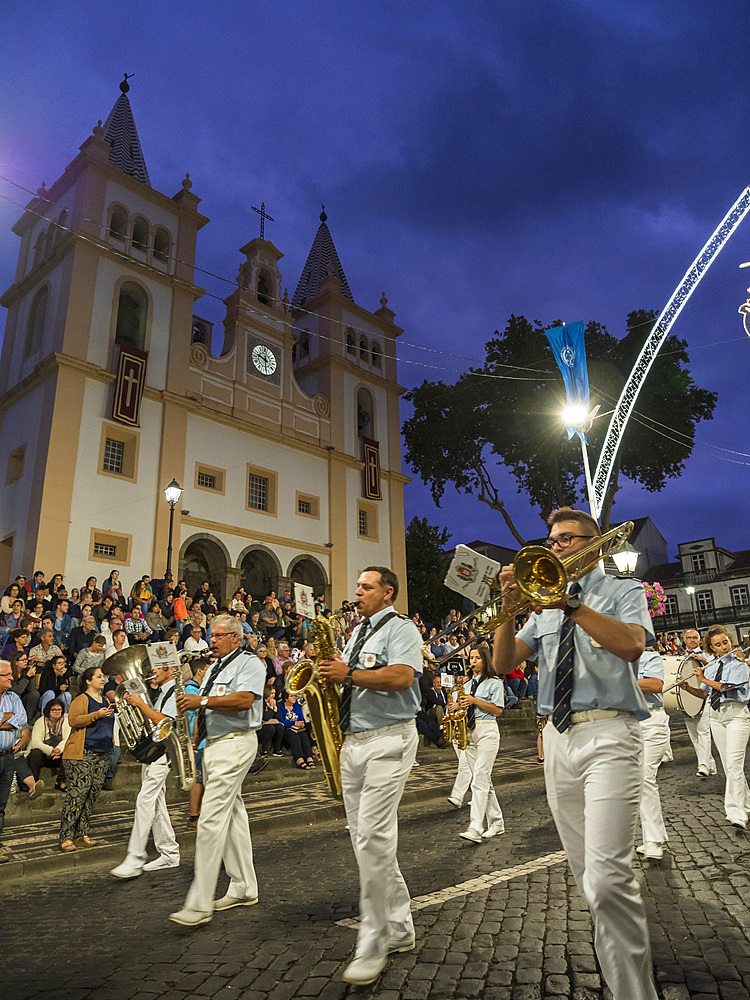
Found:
[24,287,48,359]
[93,542,117,558]
[298,332,310,358]
[98,423,140,483]
[257,272,271,306]
[195,463,225,494]
[296,492,320,519]
[246,464,277,516]
[192,322,207,344]
[132,217,149,252]
[109,206,128,241]
[89,527,132,566]
[357,499,379,541]
[359,336,368,361]
[6,445,26,485]
[356,387,375,439]
[346,328,356,355]
[153,228,170,263]
[103,438,125,474]
[115,281,148,350]
[371,342,381,368]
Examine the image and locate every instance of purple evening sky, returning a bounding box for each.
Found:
[1,1,749,563]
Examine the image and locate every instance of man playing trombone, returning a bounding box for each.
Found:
[492,507,658,1000]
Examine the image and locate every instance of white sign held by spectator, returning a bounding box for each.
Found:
[294,583,316,619]
[444,545,501,606]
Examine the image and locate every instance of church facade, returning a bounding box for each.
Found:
[0,82,409,608]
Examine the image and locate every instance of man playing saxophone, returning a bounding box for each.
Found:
[317,566,423,987]
[110,661,180,879]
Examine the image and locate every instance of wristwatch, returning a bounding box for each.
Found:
[563,594,583,617]
[200,696,209,707]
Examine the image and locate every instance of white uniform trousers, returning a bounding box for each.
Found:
[639,710,669,845]
[124,759,178,867]
[544,715,657,1000]
[684,708,716,772]
[465,720,503,834]
[184,730,258,913]
[708,703,750,826]
[450,745,472,804]
[341,721,418,961]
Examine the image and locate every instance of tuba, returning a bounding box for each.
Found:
[286,616,344,800]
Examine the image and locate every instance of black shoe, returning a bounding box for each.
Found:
[102,779,114,791]
[272,751,285,757]
[249,757,268,775]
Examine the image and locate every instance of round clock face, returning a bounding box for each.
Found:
[252,344,277,375]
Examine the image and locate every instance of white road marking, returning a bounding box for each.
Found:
[335,850,568,927]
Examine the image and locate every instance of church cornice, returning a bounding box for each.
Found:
[293,353,406,396]
[179,515,333,556]
[292,291,404,338]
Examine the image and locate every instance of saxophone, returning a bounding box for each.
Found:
[163,662,197,791]
[448,676,470,751]
[286,615,343,799]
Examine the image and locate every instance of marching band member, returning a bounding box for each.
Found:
[455,645,505,842]
[170,615,266,926]
[677,629,717,776]
[693,626,750,829]
[492,508,658,1000]
[317,566,423,987]
[110,660,180,878]
[635,647,669,861]
[447,677,472,809]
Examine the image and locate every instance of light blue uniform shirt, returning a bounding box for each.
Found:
[154,682,177,719]
[200,651,266,739]
[701,655,750,705]
[469,675,505,721]
[0,691,26,751]
[637,649,665,711]
[516,564,653,722]
[343,607,423,733]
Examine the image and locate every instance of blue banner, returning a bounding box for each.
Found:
[545,321,589,441]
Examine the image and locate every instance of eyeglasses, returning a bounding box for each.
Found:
[544,533,597,550]
[211,631,230,638]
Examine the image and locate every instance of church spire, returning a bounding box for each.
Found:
[101,74,150,185]
[292,205,353,308]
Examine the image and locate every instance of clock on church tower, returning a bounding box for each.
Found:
[246,337,281,385]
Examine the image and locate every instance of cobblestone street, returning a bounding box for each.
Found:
[3,746,749,1000]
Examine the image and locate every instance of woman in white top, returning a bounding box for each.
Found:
[454,645,506,843]
[692,626,750,830]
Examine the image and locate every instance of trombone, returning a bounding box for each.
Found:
[425,522,634,668]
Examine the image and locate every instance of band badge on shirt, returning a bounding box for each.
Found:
[215,684,227,697]
[363,652,377,669]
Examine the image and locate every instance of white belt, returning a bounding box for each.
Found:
[570,709,624,725]
[206,728,258,746]
[649,706,666,714]
[345,719,414,741]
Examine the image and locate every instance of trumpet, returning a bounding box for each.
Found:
[425,522,634,667]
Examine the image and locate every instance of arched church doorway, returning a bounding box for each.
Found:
[180,536,229,605]
[288,556,329,605]
[240,547,280,602]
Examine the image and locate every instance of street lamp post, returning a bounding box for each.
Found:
[611,541,639,577]
[163,478,183,584]
[685,586,697,628]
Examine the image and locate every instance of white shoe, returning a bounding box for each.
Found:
[386,935,415,954]
[636,842,664,860]
[697,766,709,777]
[482,821,506,839]
[143,856,179,872]
[342,955,387,985]
[110,861,142,879]
[661,754,673,763]
[730,819,747,830]
[214,893,258,911]
[459,827,483,843]
[169,907,213,927]
[447,797,463,809]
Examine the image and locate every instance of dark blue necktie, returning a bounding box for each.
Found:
[194,658,227,745]
[466,677,478,731]
[338,620,370,733]
[710,660,724,711]
[552,583,581,733]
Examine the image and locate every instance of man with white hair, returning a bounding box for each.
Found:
[0,659,27,863]
[170,614,265,926]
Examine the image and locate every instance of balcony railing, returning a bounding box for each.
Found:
[657,604,750,632]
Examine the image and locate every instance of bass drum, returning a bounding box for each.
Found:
[662,655,705,718]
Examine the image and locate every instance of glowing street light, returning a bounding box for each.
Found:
[611,541,639,577]
[163,478,183,583]
[685,585,697,628]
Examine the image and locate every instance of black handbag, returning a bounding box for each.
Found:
[129,732,166,764]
